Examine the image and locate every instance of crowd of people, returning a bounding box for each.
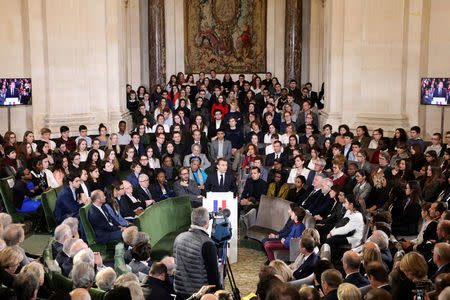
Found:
[0,70,449,299]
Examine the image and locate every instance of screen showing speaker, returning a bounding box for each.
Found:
[0,78,32,106]
[421,77,449,106]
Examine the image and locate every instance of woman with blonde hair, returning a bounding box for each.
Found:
[361,247,382,270]
[337,283,361,300]
[269,259,294,282]
[106,133,122,157]
[76,138,89,162]
[103,149,120,171]
[0,246,23,287]
[399,252,434,291]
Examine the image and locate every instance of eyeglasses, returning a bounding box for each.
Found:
[139,179,149,182]
[180,172,189,175]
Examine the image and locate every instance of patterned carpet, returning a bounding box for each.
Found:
[228,246,267,297]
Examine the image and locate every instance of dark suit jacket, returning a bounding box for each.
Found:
[321,289,338,300]
[185,138,209,156]
[133,185,158,203]
[61,257,73,277]
[293,252,318,280]
[5,88,19,98]
[142,276,173,300]
[265,152,289,167]
[344,272,370,288]
[151,143,167,159]
[54,186,83,224]
[52,242,63,259]
[432,263,450,281]
[130,142,145,157]
[55,251,70,269]
[308,193,333,218]
[118,195,142,220]
[205,171,237,194]
[129,259,151,276]
[88,204,122,245]
[301,189,324,210]
[208,120,226,139]
[316,201,345,232]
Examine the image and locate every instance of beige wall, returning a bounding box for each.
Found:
[318,0,449,138]
[164,0,286,84]
[0,0,130,139]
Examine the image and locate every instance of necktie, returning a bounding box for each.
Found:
[145,188,151,199]
[275,154,279,159]
[101,206,114,226]
[220,174,224,187]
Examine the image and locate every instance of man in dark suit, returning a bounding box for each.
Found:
[5,82,20,98]
[265,141,288,167]
[432,242,450,280]
[321,269,343,300]
[366,261,391,293]
[130,132,145,158]
[301,174,326,210]
[208,109,226,140]
[293,236,318,280]
[54,173,83,224]
[205,158,237,195]
[142,262,173,300]
[173,167,202,208]
[185,129,209,156]
[131,174,157,205]
[52,224,72,259]
[315,194,346,244]
[342,250,370,288]
[433,81,447,98]
[152,133,167,159]
[88,190,123,245]
[60,239,88,277]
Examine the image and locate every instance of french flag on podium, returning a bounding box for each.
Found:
[213,199,227,212]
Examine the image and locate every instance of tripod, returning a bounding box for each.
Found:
[219,241,241,300]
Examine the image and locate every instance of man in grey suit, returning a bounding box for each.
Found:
[173,167,203,208]
[210,129,232,164]
[183,143,211,170]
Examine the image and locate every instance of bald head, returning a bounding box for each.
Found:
[343,251,361,273]
[70,288,91,300]
[201,295,218,300]
[363,241,379,250]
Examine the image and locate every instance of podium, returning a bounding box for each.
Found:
[203,192,238,264]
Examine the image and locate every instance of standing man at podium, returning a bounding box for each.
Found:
[205,158,237,195]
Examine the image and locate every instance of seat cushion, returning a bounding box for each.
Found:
[273,249,290,262]
[247,226,277,242]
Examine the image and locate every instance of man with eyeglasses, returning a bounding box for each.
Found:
[131,174,157,207]
[173,167,202,208]
[425,133,443,156]
[445,131,450,150]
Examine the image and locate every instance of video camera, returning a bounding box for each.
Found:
[209,208,232,245]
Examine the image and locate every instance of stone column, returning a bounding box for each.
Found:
[148,0,166,91]
[284,0,302,86]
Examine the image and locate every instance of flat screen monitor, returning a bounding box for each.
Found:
[421,78,449,106]
[0,78,32,106]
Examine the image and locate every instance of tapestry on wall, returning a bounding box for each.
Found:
[184,0,267,73]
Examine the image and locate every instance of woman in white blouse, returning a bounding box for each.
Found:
[326,195,365,250]
[287,155,311,184]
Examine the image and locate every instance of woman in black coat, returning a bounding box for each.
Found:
[391,181,422,236]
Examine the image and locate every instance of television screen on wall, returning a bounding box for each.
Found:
[0,78,32,106]
[421,77,449,105]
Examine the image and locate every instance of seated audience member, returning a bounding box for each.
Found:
[117,120,132,145]
[269,260,293,282]
[267,158,289,184]
[391,181,421,236]
[291,235,318,280]
[95,267,117,292]
[329,158,347,186]
[104,184,130,227]
[39,127,57,150]
[30,155,51,194]
[54,173,83,224]
[183,143,211,170]
[120,145,135,171]
[3,224,30,266]
[129,132,145,157]
[353,169,372,211]
[320,269,343,300]
[326,195,365,250]
[264,207,306,262]
[253,156,268,182]
[13,270,40,300]
[364,288,392,300]
[342,250,370,288]
[299,285,320,300]
[72,262,95,289]
[307,158,328,185]
[173,167,203,208]
[119,180,149,219]
[262,203,299,247]
[337,283,362,300]
[52,224,72,259]
[100,160,119,186]
[314,186,345,242]
[422,165,442,202]
[240,166,268,214]
[366,261,391,292]
[12,168,45,231]
[301,175,325,210]
[125,162,141,188]
[0,246,23,288]
[286,175,313,206]
[308,178,334,218]
[121,226,139,263]
[425,132,443,156]
[267,170,290,199]
[129,241,152,276]
[85,165,105,193]
[142,262,173,300]
[390,143,410,167]
[57,125,76,151]
[154,169,175,201]
[91,138,105,159]
[356,150,373,174]
[185,129,208,156]
[75,125,92,148]
[225,117,244,155]
[62,216,80,239]
[407,125,425,151]
[287,155,310,184]
[398,202,438,253]
[56,238,77,268]
[432,243,450,280]
[208,109,226,140]
[210,129,232,163]
[240,143,258,169]
[164,142,182,167]
[161,155,178,182]
[205,158,237,194]
[265,141,288,167]
[188,157,208,195]
[88,190,123,244]
[0,146,17,178]
[60,239,88,277]
[397,252,434,296]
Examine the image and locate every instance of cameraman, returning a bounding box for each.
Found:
[173,207,221,299]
